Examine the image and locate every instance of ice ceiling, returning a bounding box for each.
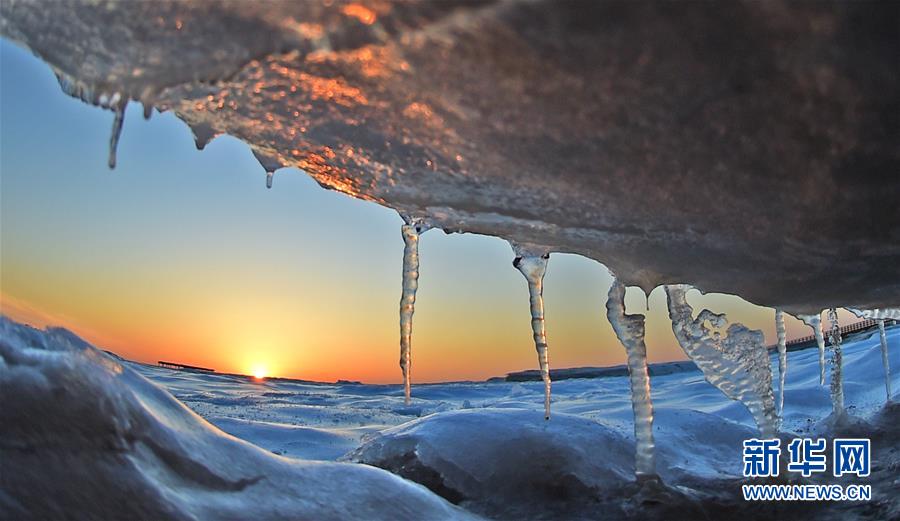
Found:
[2,0,898,314]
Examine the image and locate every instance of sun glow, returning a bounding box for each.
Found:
[251,365,268,380]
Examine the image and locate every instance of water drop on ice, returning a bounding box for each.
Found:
[827,308,845,417]
[664,285,777,437]
[266,171,274,189]
[399,217,429,405]
[606,278,657,480]
[775,309,787,414]
[108,100,127,169]
[512,246,552,420]
[797,313,826,386]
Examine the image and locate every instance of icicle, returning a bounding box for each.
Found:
[827,308,845,417]
[142,102,153,120]
[512,249,552,419]
[775,310,787,414]
[399,217,429,405]
[847,308,895,402]
[192,123,218,151]
[797,313,826,386]
[108,99,127,169]
[665,285,777,437]
[266,171,274,189]
[606,279,657,480]
[878,319,891,402]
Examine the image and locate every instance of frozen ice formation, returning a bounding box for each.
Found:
[511,246,552,419]
[2,1,898,314]
[664,285,777,438]
[347,407,761,514]
[877,320,892,402]
[346,409,637,511]
[797,313,827,386]
[848,308,897,402]
[775,310,787,414]
[0,317,478,521]
[847,308,900,321]
[399,216,429,405]
[605,279,657,480]
[827,308,845,418]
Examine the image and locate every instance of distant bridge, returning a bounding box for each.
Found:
[772,317,897,352]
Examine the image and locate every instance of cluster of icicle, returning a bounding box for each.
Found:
[67,74,898,483]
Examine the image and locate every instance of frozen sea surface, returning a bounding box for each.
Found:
[134,326,900,465]
[3,316,898,520]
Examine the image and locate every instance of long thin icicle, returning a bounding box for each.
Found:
[108,99,127,169]
[827,308,845,417]
[513,251,552,419]
[775,309,787,415]
[848,308,896,402]
[665,285,778,437]
[399,218,428,405]
[798,313,826,385]
[606,279,657,480]
[775,310,787,414]
[878,319,891,402]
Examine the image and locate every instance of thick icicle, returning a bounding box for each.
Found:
[775,310,787,414]
[606,279,657,480]
[664,285,778,437]
[108,99,127,169]
[512,250,552,420]
[878,320,891,402]
[399,218,429,405]
[827,308,845,417]
[797,313,826,386]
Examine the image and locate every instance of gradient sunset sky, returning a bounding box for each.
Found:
[0,38,852,383]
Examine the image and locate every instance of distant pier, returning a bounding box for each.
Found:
[773,318,898,352]
[158,361,215,373]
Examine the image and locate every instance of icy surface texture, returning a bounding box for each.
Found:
[512,247,552,419]
[399,217,429,405]
[827,308,845,417]
[664,285,777,437]
[798,313,826,385]
[2,1,899,314]
[775,309,787,414]
[0,318,477,521]
[848,308,900,321]
[605,279,657,479]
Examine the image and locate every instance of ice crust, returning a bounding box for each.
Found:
[0,317,478,521]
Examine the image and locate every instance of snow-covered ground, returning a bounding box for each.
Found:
[2,316,898,520]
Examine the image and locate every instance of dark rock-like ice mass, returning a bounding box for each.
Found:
[2,0,898,313]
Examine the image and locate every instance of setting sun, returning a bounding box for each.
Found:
[251,366,268,380]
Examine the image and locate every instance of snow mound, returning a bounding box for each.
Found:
[345,408,636,507]
[0,317,478,521]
